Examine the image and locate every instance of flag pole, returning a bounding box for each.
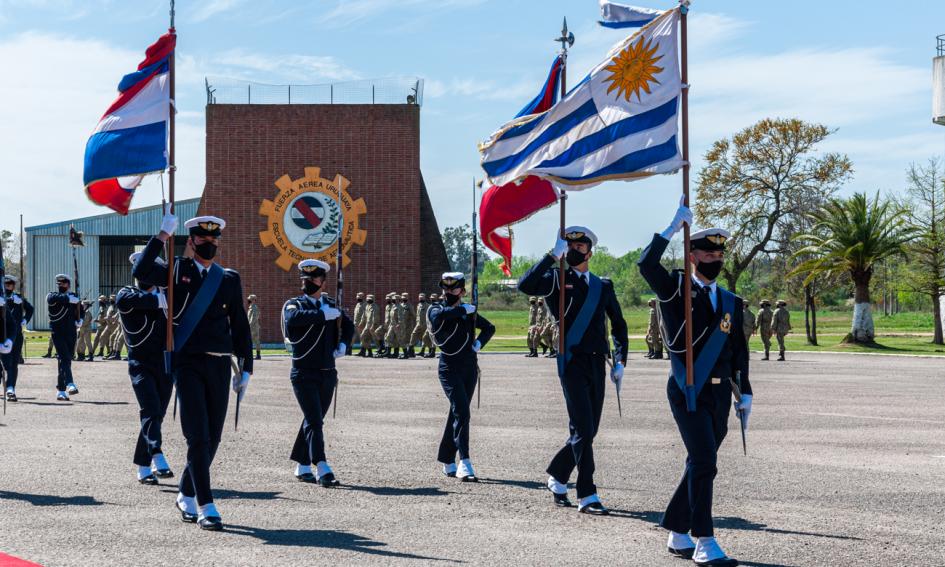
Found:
[555,18,573,364]
[164,0,177,378]
[680,2,696,412]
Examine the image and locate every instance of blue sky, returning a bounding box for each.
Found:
[2,0,944,258]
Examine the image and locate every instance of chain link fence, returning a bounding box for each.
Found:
[205,77,424,106]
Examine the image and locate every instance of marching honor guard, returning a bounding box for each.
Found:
[427,272,495,482]
[0,294,15,381]
[637,204,753,566]
[133,213,254,531]
[118,253,175,485]
[3,275,34,401]
[47,274,82,400]
[282,259,354,487]
[518,227,628,514]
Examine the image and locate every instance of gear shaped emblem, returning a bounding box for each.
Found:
[259,167,367,271]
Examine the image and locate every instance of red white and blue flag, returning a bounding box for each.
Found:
[83,32,176,215]
[479,56,562,275]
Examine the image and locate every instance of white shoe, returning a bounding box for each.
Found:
[66,383,79,395]
[667,531,695,558]
[456,458,477,481]
[176,492,197,515]
[56,391,69,401]
[547,475,567,495]
[442,463,457,477]
[315,461,333,480]
[693,537,733,564]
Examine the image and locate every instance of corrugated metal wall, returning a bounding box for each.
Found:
[26,198,200,330]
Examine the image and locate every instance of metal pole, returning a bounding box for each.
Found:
[680,4,696,412]
[333,178,344,419]
[556,18,571,365]
[472,178,481,409]
[165,5,177,378]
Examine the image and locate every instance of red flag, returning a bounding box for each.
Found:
[479,56,563,275]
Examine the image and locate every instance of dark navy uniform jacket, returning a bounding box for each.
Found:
[132,237,254,374]
[637,234,751,396]
[4,291,34,330]
[2,303,16,343]
[282,294,355,370]
[46,291,81,333]
[115,285,168,359]
[426,302,495,360]
[517,254,629,365]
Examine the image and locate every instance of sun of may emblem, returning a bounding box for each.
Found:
[603,36,664,103]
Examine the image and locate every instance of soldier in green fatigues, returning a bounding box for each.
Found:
[526,297,540,357]
[645,298,663,359]
[742,303,756,351]
[424,294,438,358]
[410,293,430,357]
[360,294,379,357]
[247,294,261,360]
[756,299,773,360]
[773,300,791,361]
[353,292,366,354]
[76,300,94,361]
[400,292,416,358]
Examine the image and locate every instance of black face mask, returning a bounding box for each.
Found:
[696,260,723,281]
[445,292,461,306]
[302,280,321,295]
[566,249,588,267]
[58,285,69,293]
[367,299,374,304]
[194,241,218,260]
[138,280,154,292]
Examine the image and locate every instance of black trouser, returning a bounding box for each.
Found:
[52,326,77,391]
[547,353,605,499]
[289,367,337,466]
[1,331,22,389]
[437,355,478,464]
[129,354,175,467]
[660,377,731,538]
[175,354,230,506]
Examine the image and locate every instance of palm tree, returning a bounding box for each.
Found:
[790,192,916,344]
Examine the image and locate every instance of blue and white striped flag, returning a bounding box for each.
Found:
[479,8,682,189]
[598,0,664,29]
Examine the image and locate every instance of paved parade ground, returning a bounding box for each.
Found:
[0,352,942,567]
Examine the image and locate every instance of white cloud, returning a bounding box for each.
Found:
[319,0,485,28]
[424,77,538,102]
[190,0,247,23]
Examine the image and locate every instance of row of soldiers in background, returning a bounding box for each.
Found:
[525,296,558,358]
[743,299,792,361]
[42,294,127,361]
[352,291,438,359]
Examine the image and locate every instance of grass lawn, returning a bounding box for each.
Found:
[19,308,944,358]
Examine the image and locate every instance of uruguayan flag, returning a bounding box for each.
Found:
[599,1,664,29]
[480,8,682,189]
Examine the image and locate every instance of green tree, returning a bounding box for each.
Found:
[441,224,489,275]
[791,192,916,344]
[695,118,853,292]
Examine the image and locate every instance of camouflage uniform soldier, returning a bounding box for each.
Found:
[384,294,402,359]
[94,296,118,358]
[400,292,416,358]
[359,294,379,357]
[88,295,108,360]
[247,294,261,360]
[645,298,663,359]
[76,300,94,361]
[756,299,774,360]
[540,300,558,358]
[742,303,756,350]
[773,300,791,361]
[375,294,393,357]
[410,293,430,357]
[107,300,125,359]
[43,335,55,358]
[424,294,438,357]
[525,297,539,358]
[353,292,366,351]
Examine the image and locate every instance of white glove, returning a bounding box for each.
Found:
[75,320,83,328]
[320,303,341,321]
[472,340,481,353]
[232,371,250,395]
[11,294,22,305]
[610,362,624,392]
[0,339,12,354]
[333,343,347,358]
[21,319,26,327]
[68,294,80,304]
[735,394,752,429]
[160,212,178,235]
[660,195,694,240]
[462,303,476,315]
[551,234,568,260]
